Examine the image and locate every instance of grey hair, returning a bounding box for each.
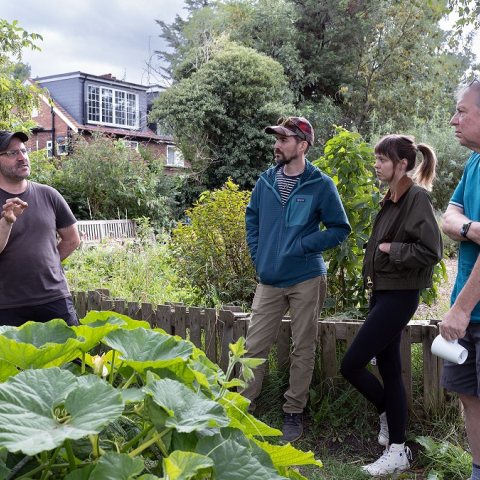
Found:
[455,80,480,109]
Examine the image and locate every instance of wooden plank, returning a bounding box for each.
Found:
[88,290,102,312]
[233,317,249,378]
[223,305,243,312]
[175,305,187,340]
[205,308,217,364]
[319,320,424,343]
[277,319,291,372]
[75,291,87,319]
[101,299,114,312]
[346,322,361,349]
[189,307,202,348]
[321,321,337,382]
[142,302,155,328]
[219,310,235,372]
[401,324,413,410]
[233,317,248,343]
[157,305,173,334]
[113,299,126,316]
[127,302,140,320]
[423,324,439,411]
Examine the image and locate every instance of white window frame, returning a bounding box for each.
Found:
[167,146,184,167]
[87,84,139,129]
[125,140,139,152]
[46,140,68,157]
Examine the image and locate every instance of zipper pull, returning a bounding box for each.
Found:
[367,276,373,288]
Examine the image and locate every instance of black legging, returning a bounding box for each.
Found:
[340,289,420,444]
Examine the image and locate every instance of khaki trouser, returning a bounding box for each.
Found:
[242,275,327,413]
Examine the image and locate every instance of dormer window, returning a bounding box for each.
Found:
[87,85,138,128]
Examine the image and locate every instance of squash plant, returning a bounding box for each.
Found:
[0,313,322,479]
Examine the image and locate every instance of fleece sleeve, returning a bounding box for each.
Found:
[245,184,260,265]
[300,176,351,254]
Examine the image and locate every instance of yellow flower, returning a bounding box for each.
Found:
[92,353,107,377]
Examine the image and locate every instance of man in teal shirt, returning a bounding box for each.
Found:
[441,79,480,480]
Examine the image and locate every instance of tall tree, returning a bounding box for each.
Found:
[0,19,42,130]
[13,62,31,82]
[150,39,294,192]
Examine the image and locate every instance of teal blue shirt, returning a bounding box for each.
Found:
[450,152,480,323]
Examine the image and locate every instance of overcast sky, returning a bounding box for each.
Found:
[2,0,187,86]
[2,1,478,88]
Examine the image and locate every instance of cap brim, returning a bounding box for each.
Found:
[0,132,29,151]
[264,126,297,137]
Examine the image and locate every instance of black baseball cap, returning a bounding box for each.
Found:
[0,131,29,152]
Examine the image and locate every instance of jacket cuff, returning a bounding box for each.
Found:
[389,242,403,270]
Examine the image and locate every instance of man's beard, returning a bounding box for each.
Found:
[274,151,294,166]
[0,161,30,182]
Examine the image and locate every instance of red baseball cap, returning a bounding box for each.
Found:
[265,117,314,146]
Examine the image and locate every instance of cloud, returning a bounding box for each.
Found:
[2,0,186,85]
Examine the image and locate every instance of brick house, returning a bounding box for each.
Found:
[25,71,184,174]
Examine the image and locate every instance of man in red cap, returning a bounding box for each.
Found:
[0,130,80,326]
[243,117,350,442]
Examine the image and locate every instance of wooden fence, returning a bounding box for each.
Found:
[76,219,137,243]
[73,289,446,415]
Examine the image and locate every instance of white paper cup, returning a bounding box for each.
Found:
[431,335,468,364]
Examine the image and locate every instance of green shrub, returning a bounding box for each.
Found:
[168,178,257,308]
[53,133,173,231]
[64,239,196,306]
[313,126,380,317]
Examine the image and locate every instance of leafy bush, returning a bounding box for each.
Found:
[313,126,380,317]
[0,315,322,479]
[169,178,257,308]
[64,238,196,306]
[53,133,174,231]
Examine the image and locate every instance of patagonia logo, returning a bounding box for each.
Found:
[296,198,305,202]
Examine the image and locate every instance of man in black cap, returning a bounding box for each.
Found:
[242,117,350,441]
[0,130,80,326]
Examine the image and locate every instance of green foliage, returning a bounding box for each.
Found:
[27,147,59,185]
[417,435,472,479]
[0,317,322,479]
[168,178,257,307]
[156,0,476,143]
[150,39,294,193]
[64,240,197,306]
[12,61,31,81]
[0,19,43,129]
[53,133,173,230]
[313,127,380,317]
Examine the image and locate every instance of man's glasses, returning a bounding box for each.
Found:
[468,77,479,87]
[0,148,29,158]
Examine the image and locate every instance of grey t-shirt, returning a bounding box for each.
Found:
[0,181,77,308]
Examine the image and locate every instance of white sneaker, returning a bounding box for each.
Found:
[378,412,389,446]
[361,443,412,476]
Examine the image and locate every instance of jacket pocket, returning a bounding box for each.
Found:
[286,195,313,227]
[373,246,396,273]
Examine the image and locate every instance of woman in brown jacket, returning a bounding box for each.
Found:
[340,135,444,476]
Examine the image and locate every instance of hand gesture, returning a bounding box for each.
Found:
[1,198,28,224]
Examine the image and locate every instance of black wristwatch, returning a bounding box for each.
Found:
[461,221,473,239]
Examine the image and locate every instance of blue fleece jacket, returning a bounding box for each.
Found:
[245,160,351,287]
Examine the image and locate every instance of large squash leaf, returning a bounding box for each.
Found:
[0,368,124,455]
